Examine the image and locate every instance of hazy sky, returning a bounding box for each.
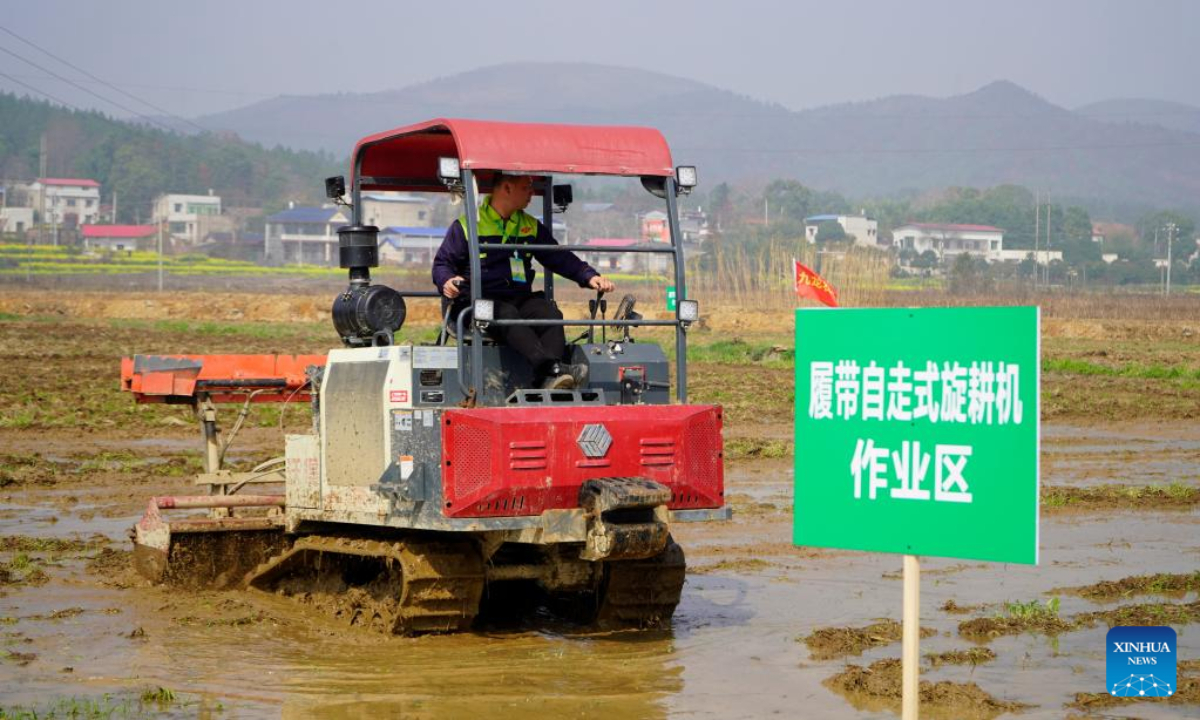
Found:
[2,0,1198,121]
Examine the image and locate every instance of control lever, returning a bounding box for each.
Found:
[599,296,608,344]
[438,278,471,346]
[613,294,641,342]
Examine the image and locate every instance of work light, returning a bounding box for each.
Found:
[678,299,699,323]
[438,157,462,181]
[473,298,495,324]
[675,166,698,190]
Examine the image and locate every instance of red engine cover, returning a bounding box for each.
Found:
[441,405,724,518]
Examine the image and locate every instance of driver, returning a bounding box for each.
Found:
[433,172,615,389]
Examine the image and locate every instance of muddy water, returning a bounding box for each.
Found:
[1044,423,1200,488]
[1,421,1198,718]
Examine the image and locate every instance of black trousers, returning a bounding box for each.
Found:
[489,294,566,374]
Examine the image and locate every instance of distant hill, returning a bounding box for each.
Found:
[195,62,791,157]
[197,67,1200,215]
[1077,98,1200,136]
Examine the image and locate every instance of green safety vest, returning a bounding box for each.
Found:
[457,195,539,282]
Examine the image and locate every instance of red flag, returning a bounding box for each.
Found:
[794,259,839,307]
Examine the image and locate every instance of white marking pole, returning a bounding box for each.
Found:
[903,554,920,720]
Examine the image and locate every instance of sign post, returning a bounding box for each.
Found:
[793,307,1041,719]
[903,554,919,720]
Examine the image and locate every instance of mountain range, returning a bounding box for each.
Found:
[195,63,1200,214]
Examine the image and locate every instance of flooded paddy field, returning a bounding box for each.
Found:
[1,294,1198,718]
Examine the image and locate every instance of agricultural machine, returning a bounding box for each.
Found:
[122,119,728,634]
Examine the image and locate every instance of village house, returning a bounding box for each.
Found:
[361,193,434,229]
[892,222,1004,261]
[29,178,101,227]
[81,224,157,252]
[263,204,350,265]
[579,237,672,275]
[152,192,223,245]
[378,226,448,266]
[804,213,880,247]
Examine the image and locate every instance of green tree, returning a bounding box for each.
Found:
[814,220,846,243]
[947,253,992,294]
[1137,210,1196,263]
[763,179,814,224]
[1058,205,1099,265]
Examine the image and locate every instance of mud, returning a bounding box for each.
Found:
[1042,484,1200,511]
[1077,600,1200,627]
[926,647,997,667]
[157,530,292,590]
[2,299,1200,717]
[958,612,1077,640]
[940,599,985,614]
[804,619,937,660]
[1067,672,1200,712]
[1055,571,1200,601]
[825,659,1030,719]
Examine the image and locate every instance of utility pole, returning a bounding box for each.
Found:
[1033,193,1040,290]
[38,133,47,245]
[112,190,118,224]
[1165,224,1173,295]
[157,220,164,292]
[1043,192,1052,287]
[764,198,769,228]
[1154,227,1162,292]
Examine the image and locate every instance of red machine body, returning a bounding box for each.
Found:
[441,405,724,518]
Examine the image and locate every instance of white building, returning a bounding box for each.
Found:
[580,238,672,275]
[992,249,1063,265]
[264,204,350,265]
[361,193,433,229]
[804,214,880,247]
[0,207,34,234]
[81,224,157,252]
[378,226,448,266]
[892,223,1004,261]
[29,178,101,227]
[153,193,222,244]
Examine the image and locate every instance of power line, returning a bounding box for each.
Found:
[0,69,86,111]
[0,39,178,133]
[0,24,207,133]
[675,139,1200,156]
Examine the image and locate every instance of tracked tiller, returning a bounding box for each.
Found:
[123,118,729,635]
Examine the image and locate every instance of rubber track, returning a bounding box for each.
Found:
[245,534,485,635]
[595,540,686,629]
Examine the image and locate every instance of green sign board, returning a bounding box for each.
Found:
[666,286,677,312]
[793,307,1040,564]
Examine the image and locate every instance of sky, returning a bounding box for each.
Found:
[2,0,1198,122]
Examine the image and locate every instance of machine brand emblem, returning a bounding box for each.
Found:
[577,423,612,458]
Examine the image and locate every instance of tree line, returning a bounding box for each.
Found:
[0,92,340,223]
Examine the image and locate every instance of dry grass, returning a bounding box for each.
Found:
[687,238,893,308]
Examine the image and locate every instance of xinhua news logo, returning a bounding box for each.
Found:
[1106,626,1176,697]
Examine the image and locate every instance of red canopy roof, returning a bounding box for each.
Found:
[38,178,100,188]
[82,224,155,238]
[352,118,674,193]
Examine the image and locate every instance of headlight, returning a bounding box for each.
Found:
[678,299,699,323]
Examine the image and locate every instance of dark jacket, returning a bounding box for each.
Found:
[432,198,598,299]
